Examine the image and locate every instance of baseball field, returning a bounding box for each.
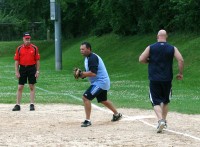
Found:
[0,34,200,146]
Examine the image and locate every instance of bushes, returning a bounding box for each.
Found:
[1,0,200,40]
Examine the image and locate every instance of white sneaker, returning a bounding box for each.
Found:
[157,119,165,133]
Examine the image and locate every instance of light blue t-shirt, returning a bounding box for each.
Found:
[84,53,110,90]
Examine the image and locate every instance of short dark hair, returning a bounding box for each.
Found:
[81,42,92,50]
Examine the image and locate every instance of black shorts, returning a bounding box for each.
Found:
[19,65,37,85]
[83,85,107,103]
[149,81,172,106]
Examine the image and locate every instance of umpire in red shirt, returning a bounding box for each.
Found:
[12,32,40,111]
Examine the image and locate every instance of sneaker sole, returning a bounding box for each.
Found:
[81,124,91,127]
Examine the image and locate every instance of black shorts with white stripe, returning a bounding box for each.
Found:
[83,85,107,103]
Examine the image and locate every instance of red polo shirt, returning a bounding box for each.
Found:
[14,43,40,65]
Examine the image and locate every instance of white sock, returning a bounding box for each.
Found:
[114,113,119,116]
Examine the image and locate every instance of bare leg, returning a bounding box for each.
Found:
[16,85,24,104]
[153,104,163,121]
[154,103,167,133]
[29,84,35,104]
[82,96,91,120]
[101,100,118,115]
[162,104,168,120]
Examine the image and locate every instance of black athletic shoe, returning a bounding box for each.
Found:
[12,105,20,111]
[111,113,122,121]
[30,104,35,111]
[81,120,92,127]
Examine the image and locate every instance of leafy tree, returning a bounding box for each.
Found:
[0,0,50,40]
[170,0,200,32]
[61,0,94,38]
[89,0,112,36]
[1,0,200,40]
[108,0,142,35]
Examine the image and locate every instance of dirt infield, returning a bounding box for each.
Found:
[0,104,200,147]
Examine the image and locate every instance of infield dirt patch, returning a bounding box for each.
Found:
[0,104,200,147]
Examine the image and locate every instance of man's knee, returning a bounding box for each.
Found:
[18,85,24,91]
[101,100,109,105]
[29,84,35,91]
[82,96,89,102]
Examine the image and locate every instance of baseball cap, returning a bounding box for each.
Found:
[23,32,31,39]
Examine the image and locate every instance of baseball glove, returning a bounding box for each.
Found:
[73,68,83,79]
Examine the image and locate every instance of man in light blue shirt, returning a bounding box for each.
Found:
[79,42,122,127]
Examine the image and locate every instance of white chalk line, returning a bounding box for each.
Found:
[2,67,200,141]
[35,86,200,142]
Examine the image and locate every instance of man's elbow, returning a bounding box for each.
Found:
[139,57,147,63]
[90,72,97,77]
[139,56,143,63]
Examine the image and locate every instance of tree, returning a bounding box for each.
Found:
[170,0,200,32]
[0,0,50,40]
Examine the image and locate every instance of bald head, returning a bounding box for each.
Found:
[157,29,168,42]
[158,30,167,36]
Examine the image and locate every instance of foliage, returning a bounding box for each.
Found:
[89,0,112,36]
[1,0,200,40]
[0,0,49,40]
[60,0,94,38]
[170,0,200,32]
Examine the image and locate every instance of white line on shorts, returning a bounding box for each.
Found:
[36,86,200,142]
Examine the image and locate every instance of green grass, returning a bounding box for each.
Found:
[0,33,199,114]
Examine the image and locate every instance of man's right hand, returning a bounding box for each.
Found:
[176,73,183,80]
[15,72,20,79]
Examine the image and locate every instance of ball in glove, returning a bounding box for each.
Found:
[73,68,83,79]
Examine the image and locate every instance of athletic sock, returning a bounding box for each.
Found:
[114,113,119,116]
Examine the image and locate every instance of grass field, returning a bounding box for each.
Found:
[0,33,199,114]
